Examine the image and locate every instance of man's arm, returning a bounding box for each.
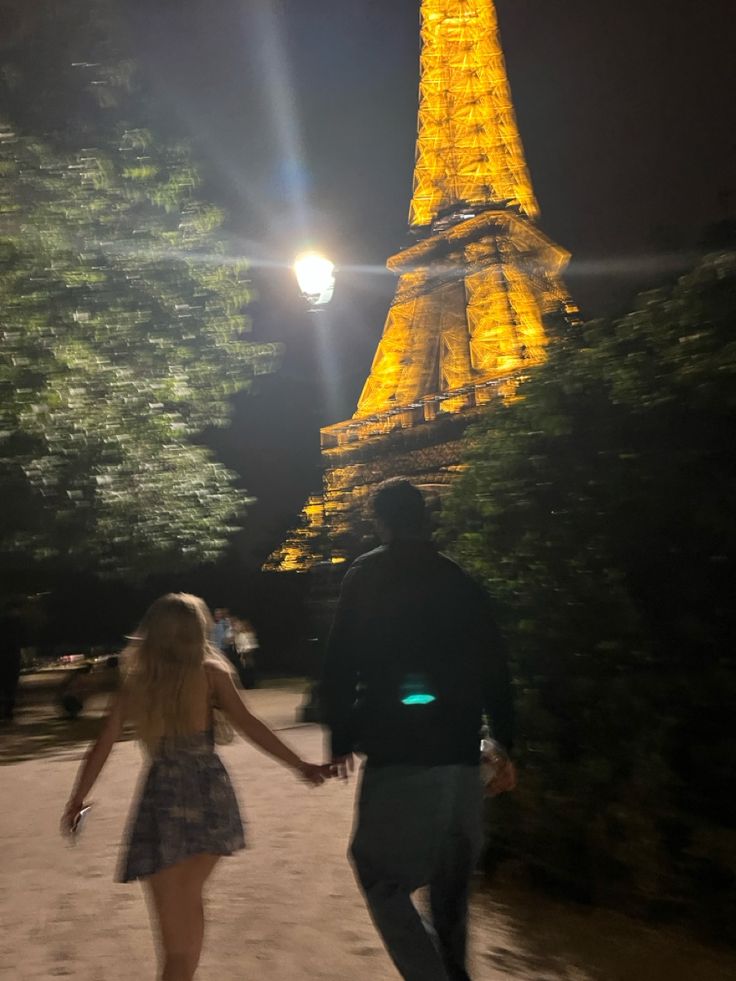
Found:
[472,587,518,795]
[321,565,361,768]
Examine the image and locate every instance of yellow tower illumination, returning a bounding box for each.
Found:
[410,0,539,228]
[266,0,576,572]
[351,209,571,421]
[346,0,573,424]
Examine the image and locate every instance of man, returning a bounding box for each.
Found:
[322,479,516,981]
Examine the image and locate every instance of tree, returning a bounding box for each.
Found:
[441,255,736,934]
[0,2,278,588]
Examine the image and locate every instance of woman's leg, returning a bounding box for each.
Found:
[145,853,220,981]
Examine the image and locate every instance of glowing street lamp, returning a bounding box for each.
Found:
[293,251,335,307]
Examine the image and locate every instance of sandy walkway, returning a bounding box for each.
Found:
[2,689,735,980]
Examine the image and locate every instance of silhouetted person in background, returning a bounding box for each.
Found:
[232,617,259,689]
[211,607,232,650]
[0,610,24,723]
[322,479,517,981]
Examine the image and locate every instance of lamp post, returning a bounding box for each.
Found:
[291,251,337,723]
[293,251,336,308]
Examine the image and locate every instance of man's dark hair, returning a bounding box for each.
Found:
[372,479,427,538]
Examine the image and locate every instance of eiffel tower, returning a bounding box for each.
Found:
[266,0,575,571]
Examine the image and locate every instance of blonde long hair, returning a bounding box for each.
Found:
[123,593,231,749]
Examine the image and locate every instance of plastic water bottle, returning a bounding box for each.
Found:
[480,728,505,787]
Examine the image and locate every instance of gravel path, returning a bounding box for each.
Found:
[2,689,735,980]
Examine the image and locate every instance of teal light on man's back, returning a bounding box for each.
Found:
[401,694,436,706]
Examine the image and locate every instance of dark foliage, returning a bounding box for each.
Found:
[441,254,736,939]
[0,1,278,591]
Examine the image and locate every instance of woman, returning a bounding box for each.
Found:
[61,593,327,981]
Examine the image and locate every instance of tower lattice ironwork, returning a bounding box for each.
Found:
[266,0,576,572]
[409,0,538,229]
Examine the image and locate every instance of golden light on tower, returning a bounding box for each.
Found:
[349,0,572,421]
[266,0,577,572]
[409,0,539,229]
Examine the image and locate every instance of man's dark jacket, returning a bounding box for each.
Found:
[321,540,514,766]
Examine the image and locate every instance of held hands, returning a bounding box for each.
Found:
[300,754,354,784]
[296,761,334,786]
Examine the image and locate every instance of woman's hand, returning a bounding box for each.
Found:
[297,761,332,786]
[61,691,125,836]
[60,796,85,837]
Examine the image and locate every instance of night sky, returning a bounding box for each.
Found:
[129,1,736,296]
[9,0,736,567]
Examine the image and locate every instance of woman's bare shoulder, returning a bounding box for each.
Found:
[204,654,234,679]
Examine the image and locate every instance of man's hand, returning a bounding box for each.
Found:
[485,758,517,797]
[330,753,355,781]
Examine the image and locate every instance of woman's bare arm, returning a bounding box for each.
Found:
[62,691,126,830]
[209,665,326,784]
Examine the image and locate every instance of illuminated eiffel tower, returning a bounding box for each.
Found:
[266,0,575,571]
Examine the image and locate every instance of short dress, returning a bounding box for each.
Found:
[117,729,245,882]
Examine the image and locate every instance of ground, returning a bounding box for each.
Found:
[2,687,736,980]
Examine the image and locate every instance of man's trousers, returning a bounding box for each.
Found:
[350,763,483,981]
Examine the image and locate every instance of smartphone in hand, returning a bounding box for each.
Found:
[62,803,93,842]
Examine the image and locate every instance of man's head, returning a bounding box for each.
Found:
[372,479,427,543]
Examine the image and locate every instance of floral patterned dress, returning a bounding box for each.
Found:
[117,729,245,882]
